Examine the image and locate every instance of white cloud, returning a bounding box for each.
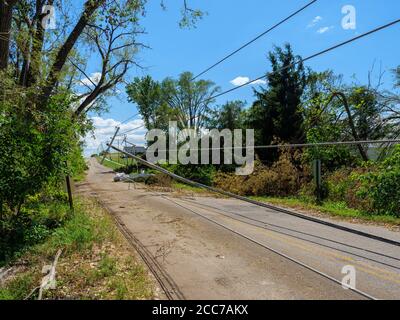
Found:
[307,16,323,28]
[252,79,267,85]
[80,72,102,87]
[230,76,266,87]
[83,116,147,157]
[317,26,334,34]
[230,76,249,86]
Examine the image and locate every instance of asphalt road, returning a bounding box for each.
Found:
[78,158,400,300]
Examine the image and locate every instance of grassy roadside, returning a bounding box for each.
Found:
[95,155,125,171]
[95,154,138,172]
[251,196,400,226]
[169,182,400,226]
[0,197,155,300]
[94,155,400,226]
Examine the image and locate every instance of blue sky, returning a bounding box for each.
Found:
[84,0,400,155]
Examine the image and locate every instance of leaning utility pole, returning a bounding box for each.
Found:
[101,127,120,164]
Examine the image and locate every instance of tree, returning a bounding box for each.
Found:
[126,75,174,131]
[207,100,246,131]
[248,44,307,162]
[0,0,18,70]
[395,66,400,87]
[161,71,220,131]
[379,67,400,136]
[73,0,147,115]
[0,0,205,214]
[126,72,220,132]
[1,0,204,113]
[303,68,400,165]
[302,71,357,168]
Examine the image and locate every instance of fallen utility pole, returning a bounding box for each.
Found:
[107,143,400,247]
[101,127,120,164]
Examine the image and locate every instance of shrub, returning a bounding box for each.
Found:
[323,147,400,216]
[0,196,71,265]
[356,146,400,216]
[325,167,374,213]
[213,150,310,197]
[145,174,172,187]
[0,91,85,214]
[162,164,216,186]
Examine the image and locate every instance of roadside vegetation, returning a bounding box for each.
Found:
[109,45,400,223]
[0,197,154,300]
[0,1,200,300]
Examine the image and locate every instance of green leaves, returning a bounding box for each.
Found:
[249,44,307,163]
[0,91,84,212]
[353,146,400,216]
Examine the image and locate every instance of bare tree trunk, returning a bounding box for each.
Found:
[327,92,369,162]
[25,0,47,86]
[40,0,105,105]
[0,0,17,71]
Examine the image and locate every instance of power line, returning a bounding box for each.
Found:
[117,124,145,136]
[201,18,400,103]
[127,139,400,152]
[192,0,318,80]
[120,112,140,125]
[108,142,400,248]
[126,139,400,153]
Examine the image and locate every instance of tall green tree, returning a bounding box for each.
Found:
[207,100,246,131]
[302,71,359,168]
[162,71,220,131]
[127,72,220,133]
[248,44,307,162]
[126,76,172,131]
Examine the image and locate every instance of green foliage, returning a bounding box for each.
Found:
[67,143,89,182]
[162,163,215,185]
[0,273,37,300]
[127,72,220,132]
[126,75,172,131]
[207,100,246,131]
[0,81,89,265]
[0,193,71,266]
[356,146,400,216]
[348,86,387,141]
[302,71,357,169]
[322,147,400,216]
[0,90,84,213]
[248,44,307,163]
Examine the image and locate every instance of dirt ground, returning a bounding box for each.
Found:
[76,158,400,300]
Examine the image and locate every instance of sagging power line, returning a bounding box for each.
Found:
[107,142,400,248]
[123,139,400,153]
[120,112,140,125]
[117,124,145,136]
[192,0,318,80]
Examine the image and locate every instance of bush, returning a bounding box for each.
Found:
[162,163,216,186]
[324,146,400,217]
[145,174,173,187]
[0,194,71,265]
[213,151,310,197]
[0,91,85,214]
[325,167,374,212]
[356,146,400,216]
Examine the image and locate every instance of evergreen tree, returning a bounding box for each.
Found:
[248,44,307,162]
